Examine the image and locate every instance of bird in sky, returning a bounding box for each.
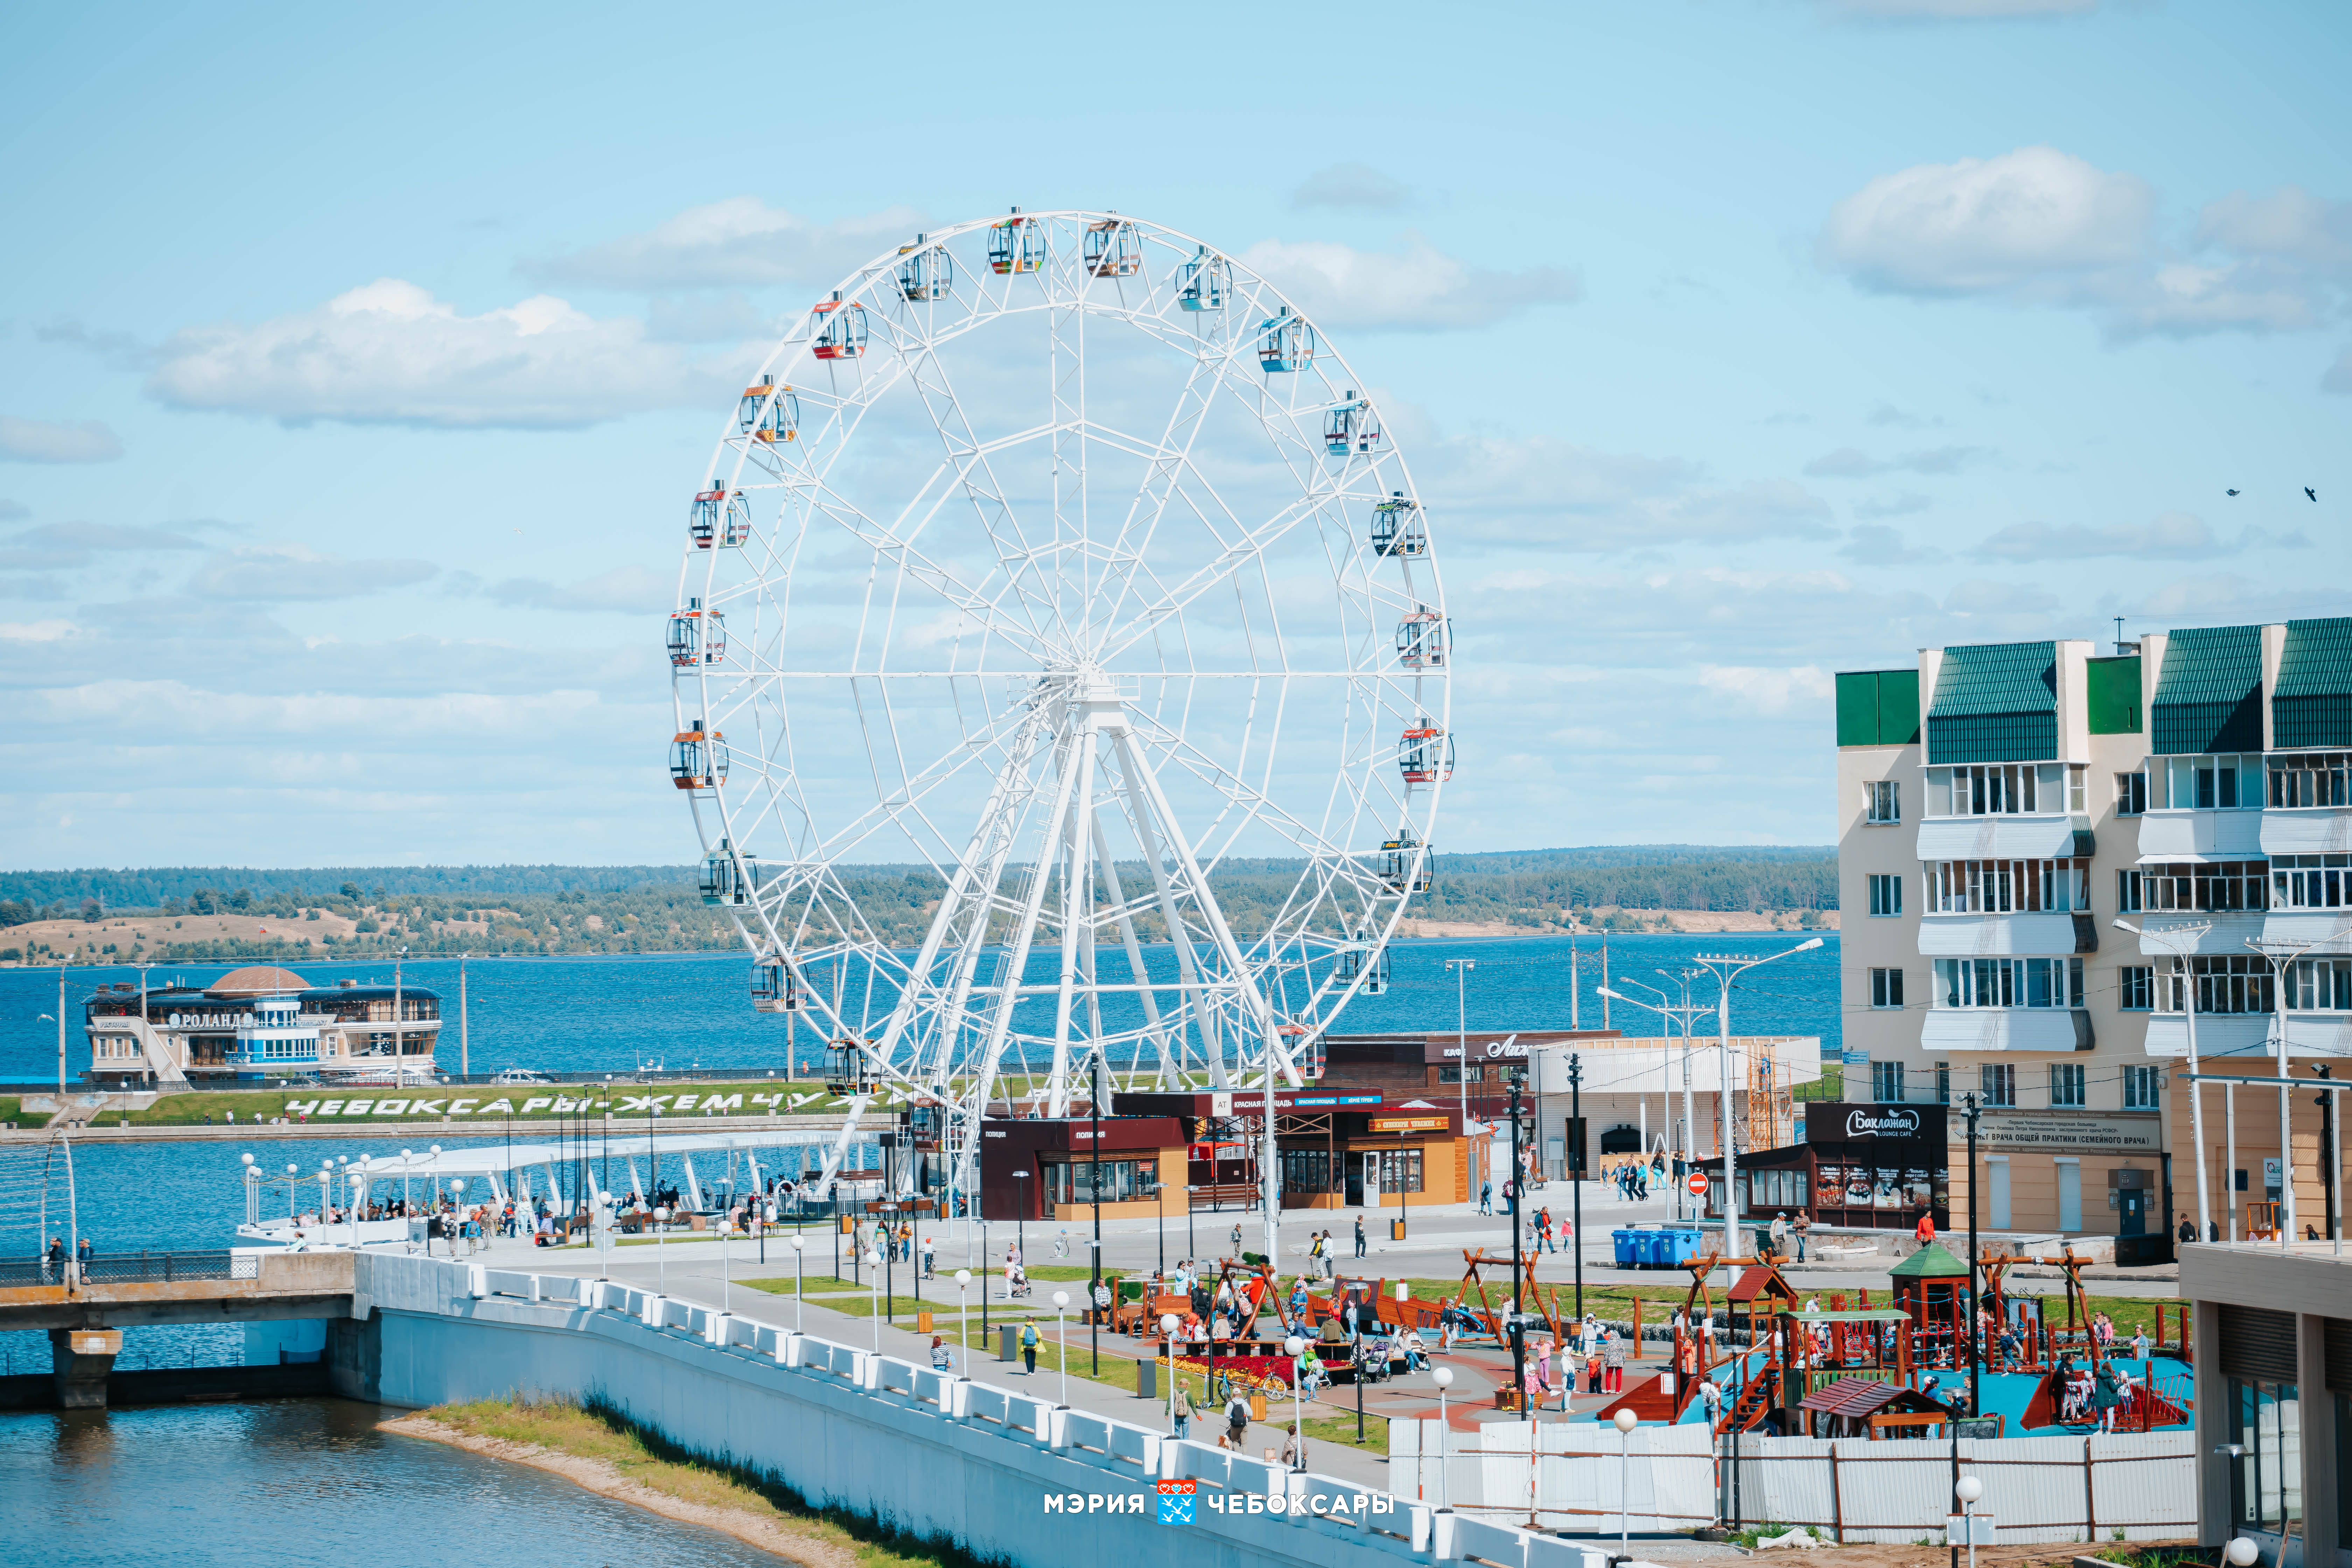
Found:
[2308,488,2319,503]
[2226,489,2240,496]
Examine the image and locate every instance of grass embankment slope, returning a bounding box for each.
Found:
[398,1394,1001,1568]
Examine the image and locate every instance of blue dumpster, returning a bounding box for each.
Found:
[1611,1229,1641,1268]
[1634,1229,1662,1268]
[1659,1228,1702,1267]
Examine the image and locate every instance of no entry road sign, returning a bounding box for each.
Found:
[1686,1171,1709,1197]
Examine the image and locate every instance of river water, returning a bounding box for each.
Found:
[0,931,1841,1085]
[0,1397,788,1567]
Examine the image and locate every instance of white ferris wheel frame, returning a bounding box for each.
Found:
[671,209,1450,1208]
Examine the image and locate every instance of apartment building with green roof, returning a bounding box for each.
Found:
[1835,618,2352,1255]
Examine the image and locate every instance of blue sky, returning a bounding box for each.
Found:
[1,0,2346,868]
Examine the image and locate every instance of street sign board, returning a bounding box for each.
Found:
[1687,1171,1709,1196]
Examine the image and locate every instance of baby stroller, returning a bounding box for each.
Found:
[1356,1338,1394,1385]
[1006,1265,1032,1299]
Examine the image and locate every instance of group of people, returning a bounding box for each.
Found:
[1766,1210,1814,1262]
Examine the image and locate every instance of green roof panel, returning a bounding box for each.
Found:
[2152,624,2262,755]
[1890,1240,1970,1279]
[2274,617,2352,750]
[1836,669,1921,747]
[1925,641,2057,764]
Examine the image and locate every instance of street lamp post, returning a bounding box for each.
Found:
[791,1235,805,1332]
[1053,1290,1071,1409]
[1601,978,1716,1219]
[958,1269,972,1372]
[654,1205,670,1292]
[2118,920,2212,1244]
[1689,939,1824,1259]
[1162,1312,1181,1433]
[1433,1366,1455,1512]
[867,1249,883,1352]
[2248,933,2327,1250]
[1954,1475,1983,1568]
[1284,1332,1307,1469]
[1614,1407,1640,1554]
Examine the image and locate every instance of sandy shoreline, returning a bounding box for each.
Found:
[380,1412,845,1566]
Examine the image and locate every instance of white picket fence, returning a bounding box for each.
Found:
[1391,1420,2195,1544]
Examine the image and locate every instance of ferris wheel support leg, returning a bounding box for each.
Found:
[813,1096,874,1203]
[1089,811,1176,1087]
[1110,729,1296,1088]
[1107,747,1225,1087]
[970,719,1088,1125]
[1046,735,1097,1118]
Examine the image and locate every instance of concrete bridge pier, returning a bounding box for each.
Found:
[49,1328,122,1409]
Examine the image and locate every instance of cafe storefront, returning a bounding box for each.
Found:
[1695,1104,1951,1234]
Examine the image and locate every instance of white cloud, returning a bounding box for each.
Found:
[1804,444,1988,477]
[1852,493,1931,520]
[523,198,924,291]
[489,565,669,613]
[1698,664,1834,713]
[1241,233,1578,331]
[1820,146,2152,298]
[147,280,723,429]
[1839,523,1941,564]
[1290,164,1415,211]
[187,543,438,601]
[0,415,123,463]
[1969,511,2307,561]
[0,522,206,572]
[2328,344,2352,394]
[0,618,76,641]
[2106,186,2352,338]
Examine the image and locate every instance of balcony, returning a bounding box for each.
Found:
[1918,911,2086,956]
[2130,913,2264,955]
[2259,807,2352,856]
[2136,809,2263,859]
[2260,911,2352,952]
[2142,1013,2352,1059]
[1921,1009,2091,1052]
[1917,814,2084,859]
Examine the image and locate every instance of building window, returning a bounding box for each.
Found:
[2152,955,2277,1015]
[2163,753,2262,811]
[1279,1148,1335,1195]
[1924,762,2076,817]
[1936,1063,1951,1104]
[2119,966,2155,1010]
[2123,1065,2161,1108]
[1868,874,1903,917]
[1932,956,2085,1009]
[2268,751,2351,808]
[1925,858,2089,913]
[1866,780,1900,824]
[1044,1158,1156,1205]
[1367,1148,1423,1194]
[1980,1063,2016,1106]
[2115,771,2148,815]
[2287,957,2352,1011]
[2049,1063,2086,1107]
[1869,967,1905,1008]
[2118,861,2269,913]
[2228,1378,2302,1535]
[1436,1065,1485,1084]
[1871,1061,1906,1102]
[2270,854,2350,910]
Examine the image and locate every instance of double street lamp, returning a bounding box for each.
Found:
[1688,939,1823,1259]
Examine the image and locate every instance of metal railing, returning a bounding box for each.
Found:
[78,1250,256,1284]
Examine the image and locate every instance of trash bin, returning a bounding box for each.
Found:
[1137,1357,1157,1401]
[1390,1218,1407,1241]
[1000,1324,1019,1362]
[1636,1229,1662,1268]
[1612,1229,1640,1267]
[916,1310,934,1333]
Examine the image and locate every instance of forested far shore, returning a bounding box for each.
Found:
[0,847,1835,965]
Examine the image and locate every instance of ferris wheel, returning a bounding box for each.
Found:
[668,208,1450,1202]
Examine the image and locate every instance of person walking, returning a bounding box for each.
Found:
[1914,1210,1936,1244]
[1353,1214,1366,1259]
[1698,1374,1722,1427]
[1479,1179,1492,1216]
[1225,1388,1250,1449]
[1230,1222,1243,1259]
[929,1335,951,1372]
[1172,1380,1193,1440]
[1020,1320,1040,1375]
[1769,1212,1789,1260]
[1604,1328,1628,1394]
[1281,1422,1306,1471]
[1792,1211,1811,1262]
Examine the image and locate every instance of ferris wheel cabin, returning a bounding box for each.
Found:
[1324,392,1382,456]
[812,293,869,360]
[1382,831,1435,894]
[1396,605,1448,670]
[699,838,750,905]
[1258,306,1317,372]
[825,1039,876,1096]
[738,376,798,444]
[750,954,800,1014]
[1370,493,1426,557]
[1178,247,1229,311]
[1084,218,1141,278]
[988,209,1044,275]
[666,597,726,668]
[1399,720,1454,784]
[896,234,952,300]
[690,485,751,548]
[1337,940,1392,996]
[670,721,727,792]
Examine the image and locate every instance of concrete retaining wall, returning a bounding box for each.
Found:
[351,1254,1594,1568]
